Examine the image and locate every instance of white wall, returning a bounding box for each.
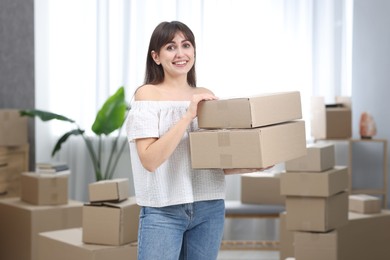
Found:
[352,0,390,208]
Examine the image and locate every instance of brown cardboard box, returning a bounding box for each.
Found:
[279,212,294,260]
[241,172,285,205]
[285,143,335,172]
[197,91,302,129]
[88,178,129,203]
[190,120,307,169]
[0,197,82,260]
[0,144,29,198]
[0,109,28,146]
[82,197,140,246]
[280,166,348,197]
[285,191,348,232]
[21,172,69,205]
[349,194,381,214]
[294,210,390,260]
[311,96,352,139]
[39,228,138,260]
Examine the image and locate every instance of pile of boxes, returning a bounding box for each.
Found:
[279,143,390,260]
[190,91,307,169]
[280,142,349,259]
[0,109,29,197]
[38,178,139,259]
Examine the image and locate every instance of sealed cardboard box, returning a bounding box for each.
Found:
[0,109,28,146]
[39,228,137,260]
[190,120,307,169]
[280,166,348,197]
[279,212,294,260]
[88,178,129,203]
[294,210,390,260]
[0,197,82,260]
[349,194,381,214]
[311,96,352,139]
[21,172,69,205]
[285,143,335,172]
[241,172,285,205]
[197,91,302,129]
[82,197,140,246]
[285,191,348,232]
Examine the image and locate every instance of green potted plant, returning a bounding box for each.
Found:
[20,86,129,181]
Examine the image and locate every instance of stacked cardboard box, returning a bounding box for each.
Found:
[38,178,140,260]
[0,109,29,197]
[311,96,352,140]
[0,197,82,260]
[280,143,349,260]
[21,171,70,205]
[190,91,307,169]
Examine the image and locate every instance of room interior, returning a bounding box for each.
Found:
[1,0,390,259]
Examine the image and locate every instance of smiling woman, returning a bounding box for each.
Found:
[34,0,352,202]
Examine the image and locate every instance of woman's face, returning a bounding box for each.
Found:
[152,31,195,79]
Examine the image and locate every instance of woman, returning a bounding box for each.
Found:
[127,21,263,260]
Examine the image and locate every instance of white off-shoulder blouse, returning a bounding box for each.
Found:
[126,101,226,207]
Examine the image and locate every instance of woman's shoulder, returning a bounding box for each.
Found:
[134,84,160,101]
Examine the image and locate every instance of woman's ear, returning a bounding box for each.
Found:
[151,50,160,65]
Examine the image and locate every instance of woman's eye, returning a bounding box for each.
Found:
[183,43,191,48]
[166,45,175,51]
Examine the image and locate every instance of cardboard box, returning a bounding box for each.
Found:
[0,109,28,146]
[285,191,348,232]
[190,120,307,169]
[0,144,29,198]
[0,197,82,260]
[82,197,140,246]
[241,172,285,205]
[311,96,352,139]
[349,194,381,214]
[294,210,390,260]
[285,143,335,172]
[39,228,137,260]
[279,212,294,260]
[88,178,129,203]
[197,91,302,129]
[280,166,348,197]
[21,172,69,205]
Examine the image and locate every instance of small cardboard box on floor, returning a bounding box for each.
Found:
[0,109,28,146]
[197,91,302,129]
[294,210,390,260]
[39,228,137,260]
[82,197,140,246]
[285,143,335,172]
[88,178,130,203]
[0,197,82,260]
[21,171,70,205]
[190,120,307,169]
[311,96,352,139]
[241,172,285,205]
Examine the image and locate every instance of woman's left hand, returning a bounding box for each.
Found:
[223,165,274,175]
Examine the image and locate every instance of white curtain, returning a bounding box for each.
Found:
[34,0,353,202]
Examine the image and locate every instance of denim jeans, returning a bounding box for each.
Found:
[137,199,225,260]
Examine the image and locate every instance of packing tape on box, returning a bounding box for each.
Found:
[218,132,230,146]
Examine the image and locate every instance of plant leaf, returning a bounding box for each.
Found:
[20,109,75,123]
[52,129,85,156]
[92,86,127,136]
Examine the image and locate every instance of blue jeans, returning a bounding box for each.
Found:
[137,199,225,260]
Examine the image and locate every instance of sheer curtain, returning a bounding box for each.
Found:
[35,0,353,202]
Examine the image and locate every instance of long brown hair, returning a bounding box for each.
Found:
[144,21,197,87]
